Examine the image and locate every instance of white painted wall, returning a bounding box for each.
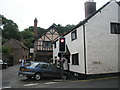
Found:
[53,39,59,59]
[85,1,120,74]
[118,3,120,72]
[53,39,69,70]
[65,26,85,74]
[53,1,120,74]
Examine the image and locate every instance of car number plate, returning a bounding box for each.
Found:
[21,68,24,71]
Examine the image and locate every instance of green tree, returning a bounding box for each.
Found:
[2,46,13,55]
[53,24,75,35]
[21,28,34,48]
[2,16,22,44]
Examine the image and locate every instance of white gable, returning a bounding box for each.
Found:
[85,1,120,74]
[63,1,120,74]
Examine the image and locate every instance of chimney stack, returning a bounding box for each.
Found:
[34,18,38,38]
[84,0,96,18]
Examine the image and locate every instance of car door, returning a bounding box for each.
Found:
[48,65,61,78]
[40,64,50,77]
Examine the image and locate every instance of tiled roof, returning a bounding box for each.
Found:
[14,39,28,49]
[4,39,28,49]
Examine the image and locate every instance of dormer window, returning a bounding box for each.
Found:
[71,30,77,41]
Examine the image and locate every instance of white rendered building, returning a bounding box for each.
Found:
[53,0,120,77]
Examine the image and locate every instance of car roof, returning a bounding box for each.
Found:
[38,62,49,65]
[31,62,49,65]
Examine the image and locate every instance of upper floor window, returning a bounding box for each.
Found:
[71,30,77,41]
[111,22,120,34]
[43,41,52,48]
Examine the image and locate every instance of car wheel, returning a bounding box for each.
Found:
[62,75,67,80]
[34,73,42,81]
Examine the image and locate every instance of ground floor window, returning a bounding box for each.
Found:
[72,53,79,65]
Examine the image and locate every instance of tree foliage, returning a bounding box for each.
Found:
[2,15,75,49]
[53,24,75,35]
[2,45,13,55]
[2,16,22,44]
[21,28,34,48]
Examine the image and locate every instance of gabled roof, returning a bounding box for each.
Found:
[35,23,61,41]
[14,39,28,49]
[4,39,28,49]
[64,1,113,36]
[46,23,60,33]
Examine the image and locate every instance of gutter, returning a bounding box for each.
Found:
[83,24,87,74]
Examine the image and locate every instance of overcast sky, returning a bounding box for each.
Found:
[0,0,116,31]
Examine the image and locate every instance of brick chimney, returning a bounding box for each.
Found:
[84,0,96,18]
[34,18,38,38]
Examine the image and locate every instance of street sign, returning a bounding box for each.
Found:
[30,48,34,53]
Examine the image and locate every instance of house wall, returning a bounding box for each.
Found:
[64,26,85,74]
[4,39,29,64]
[36,28,59,51]
[118,3,120,73]
[53,26,85,73]
[53,40,59,58]
[35,27,60,62]
[53,1,120,75]
[13,48,29,64]
[85,1,120,74]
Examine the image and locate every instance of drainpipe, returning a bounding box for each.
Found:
[83,24,87,74]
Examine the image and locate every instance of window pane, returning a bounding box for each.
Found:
[43,41,52,48]
[111,23,120,34]
[71,30,77,41]
[72,53,79,65]
[41,64,49,69]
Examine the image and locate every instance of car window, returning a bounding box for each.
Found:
[29,63,39,68]
[49,65,58,70]
[41,64,49,69]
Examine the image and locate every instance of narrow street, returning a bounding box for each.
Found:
[1,64,119,89]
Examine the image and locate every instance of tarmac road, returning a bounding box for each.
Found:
[1,64,119,89]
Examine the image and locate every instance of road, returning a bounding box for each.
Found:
[1,64,119,89]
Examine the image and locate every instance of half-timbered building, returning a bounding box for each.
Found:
[34,21,61,62]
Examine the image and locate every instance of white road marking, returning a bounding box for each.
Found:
[24,83,38,87]
[45,82,56,85]
[2,86,11,89]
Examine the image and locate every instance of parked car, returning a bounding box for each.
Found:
[0,60,7,69]
[18,62,69,80]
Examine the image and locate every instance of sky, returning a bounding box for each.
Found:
[0,0,116,31]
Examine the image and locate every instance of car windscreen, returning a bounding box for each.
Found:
[29,63,39,68]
